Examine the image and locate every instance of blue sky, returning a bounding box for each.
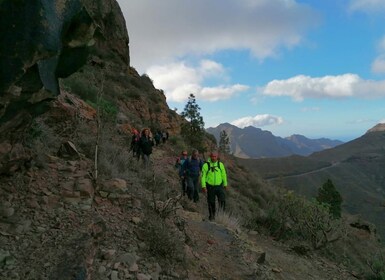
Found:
[117,0,385,141]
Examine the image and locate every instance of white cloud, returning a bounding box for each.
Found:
[261,74,385,101]
[348,0,385,13]
[371,37,385,74]
[231,114,283,128]
[117,0,320,72]
[371,56,385,74]
[147,61,249,102]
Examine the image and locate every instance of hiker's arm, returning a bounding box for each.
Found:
[221,163,228,187]
[201,163,207,189]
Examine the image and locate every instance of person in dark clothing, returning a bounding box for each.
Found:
[138,128,154,168]
[201,150,228,220]
[154,131,161,146]
[181,149,203,202]
[175,150,188,196]
[162,131,167,144]
[130,129,140,158]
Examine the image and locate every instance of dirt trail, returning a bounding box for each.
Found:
[152,148,356,280]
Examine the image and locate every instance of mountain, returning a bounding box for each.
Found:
[206,123,343,158]
[0,1,383,279]
[238,123,385,238]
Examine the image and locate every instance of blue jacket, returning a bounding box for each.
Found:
[180,157,203,177]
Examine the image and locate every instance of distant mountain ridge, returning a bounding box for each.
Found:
[206,123,343,158]
[237,122,385,238]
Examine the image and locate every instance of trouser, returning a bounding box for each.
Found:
[206,184,226,219]
[181,177,187,196]
[187,176,200,202]
[142,154,150,168]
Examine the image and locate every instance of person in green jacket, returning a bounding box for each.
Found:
[201,150,228,221]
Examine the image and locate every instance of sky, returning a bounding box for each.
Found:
[116,0,385,142]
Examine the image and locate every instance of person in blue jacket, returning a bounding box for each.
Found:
[181,149,203,202]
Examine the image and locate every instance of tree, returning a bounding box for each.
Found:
[219,130,231,155]
[316,179,343,219]
[180,94,205,149]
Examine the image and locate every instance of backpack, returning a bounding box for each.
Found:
[184,157,203,177]
[204,160,222,173]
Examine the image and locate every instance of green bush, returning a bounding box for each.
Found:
[367,252,385,280]
[267,191,344,249]
[316,179,342,219]
[86,98,118,120]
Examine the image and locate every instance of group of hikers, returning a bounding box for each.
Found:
[175,149,228,221]
[129,127,228,221]
[129,127,169,168]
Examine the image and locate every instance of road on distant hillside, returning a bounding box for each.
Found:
[265,161,341,181]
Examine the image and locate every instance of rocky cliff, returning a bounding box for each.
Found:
[0,0,181,175]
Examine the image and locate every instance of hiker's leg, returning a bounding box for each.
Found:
[217,185,226,211]
[192,176,199,203]
[143,154,150,168]
[207,185,216,220]
[186,177,194,200]
[181,178,186,196]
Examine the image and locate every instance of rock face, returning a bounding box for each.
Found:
[0,0,129,123]
[0,0,129,174]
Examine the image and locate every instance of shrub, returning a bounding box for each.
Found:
[316,179,342,219]
[60,66,99,102]
[367,252,385,280]
[140,213,185,266]
[86,98,118,120]
[267,191,344,249]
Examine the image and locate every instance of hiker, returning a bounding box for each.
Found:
[138,128,155,168]
[162,131,167,144]
[175,150,188,196]
[181,149,203,202]
[201,150,228,221]
[154,131,161,146]
[130,128,140,158]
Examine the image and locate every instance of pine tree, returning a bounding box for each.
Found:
[219,130,231,155]
[180,94,205,150]
[316,179,343,219]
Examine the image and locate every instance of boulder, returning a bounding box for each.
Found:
[0,0,129,123]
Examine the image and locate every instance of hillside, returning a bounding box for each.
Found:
[206,123,343,158]
[239,128,385,239]
[1,1,384,279]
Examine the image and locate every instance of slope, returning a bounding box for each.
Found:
[239,129,385,238]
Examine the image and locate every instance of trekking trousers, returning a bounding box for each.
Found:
[142,154,151,168]
[187,175,200,203]
[206,184,226,219]
[180,177,187,196]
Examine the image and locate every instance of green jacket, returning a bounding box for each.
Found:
[201,159,227,189]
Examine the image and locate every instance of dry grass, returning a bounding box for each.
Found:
[215,209,241,233]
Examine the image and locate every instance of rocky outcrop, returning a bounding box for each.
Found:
[0,0,129,174]
[366,123,385,133]
[0,0,129,123]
